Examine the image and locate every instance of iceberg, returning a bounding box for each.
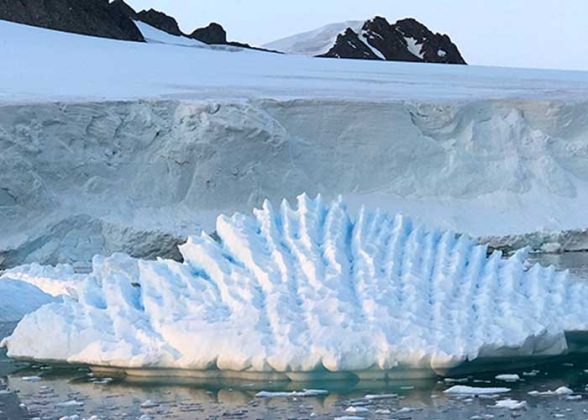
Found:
[0,279,54,339]
[3,194,588,380]
[1,263,84,298]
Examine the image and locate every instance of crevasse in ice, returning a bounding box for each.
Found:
[3,194,587,374]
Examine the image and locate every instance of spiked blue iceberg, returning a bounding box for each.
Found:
[3,194,587,380]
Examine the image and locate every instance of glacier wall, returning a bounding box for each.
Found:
[2,98,588,268]
[3,195,586,377]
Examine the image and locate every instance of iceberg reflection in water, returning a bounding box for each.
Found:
[3,194,588,379]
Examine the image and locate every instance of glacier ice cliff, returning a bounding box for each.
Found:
[4,99,588,269]
[3,194,587,378]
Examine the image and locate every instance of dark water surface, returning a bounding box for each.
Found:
[1,252,588,419]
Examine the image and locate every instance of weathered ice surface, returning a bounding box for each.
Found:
[2,195,585,378]
[3,99,588,267]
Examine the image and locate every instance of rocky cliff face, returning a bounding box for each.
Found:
[0,0,144,41]
[136,8,182,36]
[321,17,466,64]
[109,0,137,20]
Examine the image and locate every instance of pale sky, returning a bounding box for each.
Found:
[126,0,588,71]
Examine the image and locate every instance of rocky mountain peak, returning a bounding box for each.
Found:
[136,8,182,36]
[189,22,227,44]
[317,16,466,64]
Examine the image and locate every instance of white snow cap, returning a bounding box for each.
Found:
[3,194,588,376]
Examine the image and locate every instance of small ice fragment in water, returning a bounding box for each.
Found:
[21,376,41,382]
[566,395,582,400]
[56,400,84,407]
[489,399,527,410]
[256,389,328,398]
[528,386,573,396]
[495,374,520,382]
[91,377,113,384]
[364,393,397,400]
[334,417,365,420]
[444,386,511,395]
[523,370,540,376]
[140,400,159,408]
[397,407,416,413]
[445,377,469,383]
[345,406,369,413]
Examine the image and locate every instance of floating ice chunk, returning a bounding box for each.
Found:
[444,377,469,383]
[256,389,328,398]
[345,406,369,413]
[56,400,84,407]
[445,386,511,395]
[335,417,365,420]
[489,399,527,409]
[364,393,397,400]
[397,407,416,413]
[495,374,521,382]
[523,370,540,376]
[3,195,588,376]
[528,386,574,396]
[140,400,159,408]
[21,376,42,382]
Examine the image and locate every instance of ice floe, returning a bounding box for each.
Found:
[444,386,511,395]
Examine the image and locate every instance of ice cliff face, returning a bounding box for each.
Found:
[3,99,588,268]
[3,195,585,377]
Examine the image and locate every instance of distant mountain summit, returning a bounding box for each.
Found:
[265,17,466,64]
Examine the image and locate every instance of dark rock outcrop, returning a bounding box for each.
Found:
[322,28,380,60]
[189,22,227,44]
[109,0,137,20]
[393,18,466,64]
[136,8,182,36]
[188,21,279,53]
[321,17,466,64]
[0,0,144,41]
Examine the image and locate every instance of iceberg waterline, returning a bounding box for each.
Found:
[3,194,588,377]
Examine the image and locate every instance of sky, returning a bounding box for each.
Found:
[126,0,588,71]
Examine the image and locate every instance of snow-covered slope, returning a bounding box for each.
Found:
[135,21,208,48]
[3,19,588,103]
[3,195,585,378]
[263,21,364,56]
[3,20,588,267]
